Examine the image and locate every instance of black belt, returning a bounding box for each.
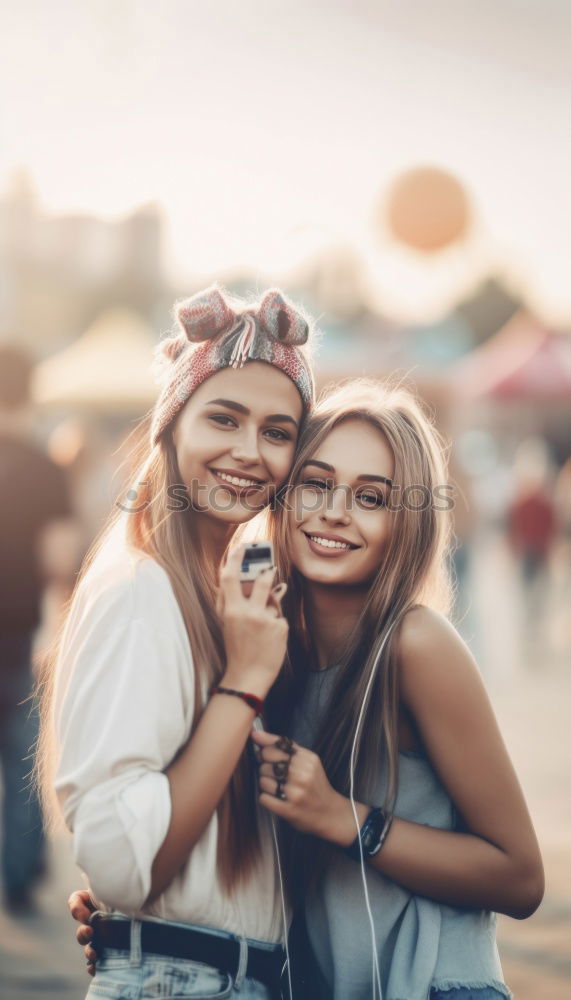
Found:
[90,914,285,996]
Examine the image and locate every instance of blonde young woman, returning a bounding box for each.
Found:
[39,285,316,1000]
[250,380,544,1000]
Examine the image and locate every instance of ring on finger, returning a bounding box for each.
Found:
[274,735,296,755]
[272,760,289,779]
[275,778,287,800]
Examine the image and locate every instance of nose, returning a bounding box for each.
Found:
[319,485,352,526]
[229,425,262,466]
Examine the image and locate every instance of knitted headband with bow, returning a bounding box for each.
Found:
[150,285,315,446]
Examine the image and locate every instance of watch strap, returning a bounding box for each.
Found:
[345,806,389,862]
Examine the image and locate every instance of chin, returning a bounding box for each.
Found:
[297,561,346,585]
[295,555,368,587]
[214,505,265,525]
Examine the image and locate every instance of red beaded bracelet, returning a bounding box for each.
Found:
[210,686,264,717]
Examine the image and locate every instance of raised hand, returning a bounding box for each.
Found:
[219,547,289,699]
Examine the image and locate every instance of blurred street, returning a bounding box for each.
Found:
[0,835,85,1000]
[492,664,571,1000]
[1,525,570,1000]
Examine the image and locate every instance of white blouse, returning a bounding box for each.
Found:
[53,518,284,943]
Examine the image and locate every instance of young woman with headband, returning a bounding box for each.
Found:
[38,284,316,1000]
[252,379,544,1000]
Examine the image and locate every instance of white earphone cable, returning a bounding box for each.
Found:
[348,622,397,1000]
[271,813,294,1000]
[253,715,293,999]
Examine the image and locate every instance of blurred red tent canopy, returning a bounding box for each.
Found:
[450,311,571,401]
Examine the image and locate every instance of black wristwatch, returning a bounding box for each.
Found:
[345,806,390,862]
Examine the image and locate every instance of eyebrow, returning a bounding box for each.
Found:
[205,398,299,428]
[301,459,393,487]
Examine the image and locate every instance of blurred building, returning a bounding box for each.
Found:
[0,170,165,355]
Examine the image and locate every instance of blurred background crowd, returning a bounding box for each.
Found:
[0,2,570,998]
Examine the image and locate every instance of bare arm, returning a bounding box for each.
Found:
[367,607,544,917]
[256,607,544,920]
[146,687,265,903]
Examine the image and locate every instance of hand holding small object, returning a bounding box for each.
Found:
[218,547,288,700]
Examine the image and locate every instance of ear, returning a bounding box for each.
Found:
[176,285,237,343]
[258,289,309,345]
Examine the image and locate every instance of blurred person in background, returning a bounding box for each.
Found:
[507,477,556,587]
[551,456,571,652]
[0,344,77,914]
[506,444,557,646]
[447,456,477,634]
[554,457,571,541]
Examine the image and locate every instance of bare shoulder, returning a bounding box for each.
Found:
[397,604,468,666]
[397,603,453,647]
[395,604,482,710]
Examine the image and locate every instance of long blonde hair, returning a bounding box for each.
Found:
[267,377,453,893]
[36,413,261,892]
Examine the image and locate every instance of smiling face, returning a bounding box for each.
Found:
[288,418,395,587]
[171,361,303,525]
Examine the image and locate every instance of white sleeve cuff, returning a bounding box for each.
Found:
[73,769,172,912]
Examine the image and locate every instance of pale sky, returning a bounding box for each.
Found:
[2,0,571,322]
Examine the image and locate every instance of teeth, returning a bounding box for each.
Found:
[309,535,351,550]
[215,471,261,488]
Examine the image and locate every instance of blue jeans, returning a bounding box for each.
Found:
[430,989,509,999]
[0,633,46,896]
[86,915,282,999]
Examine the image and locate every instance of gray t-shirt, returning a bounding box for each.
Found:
[290,664,512,1000]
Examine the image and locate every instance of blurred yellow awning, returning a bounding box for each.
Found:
[33,308,158,413]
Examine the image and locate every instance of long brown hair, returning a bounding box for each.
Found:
[268,377,453,894]
[36,412,261,893]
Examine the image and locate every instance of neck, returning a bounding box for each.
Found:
[195,512,237,565]
[303,580,368,670]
